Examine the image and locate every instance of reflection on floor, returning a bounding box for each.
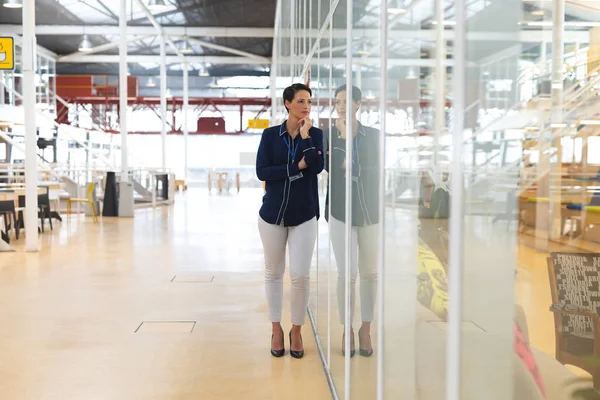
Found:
[0,189,330,400]
[0,188,590,399]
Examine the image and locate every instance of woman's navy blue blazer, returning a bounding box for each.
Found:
[256,121,325,227]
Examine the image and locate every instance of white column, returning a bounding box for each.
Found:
[183,62,189,182]
[290,0,296,82]
[344,1,354,399]
[434,0,445,167]
[377,2,389,399]
[23,0,38,251]
[160,33,167,170]
[552,1,564,124]
[119,0,128,182]
[271,0,281,124]
[549,0,564,240]
[447,0,466,398]
[270,67,277,123]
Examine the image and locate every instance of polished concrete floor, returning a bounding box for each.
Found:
[0,189,331,400]
[0,188,586,399]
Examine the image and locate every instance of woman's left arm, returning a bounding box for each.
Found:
[302,129,325,175]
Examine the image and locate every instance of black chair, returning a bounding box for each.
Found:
[17,195,47,234]
[0,200,18,243]
[38,193,53,231]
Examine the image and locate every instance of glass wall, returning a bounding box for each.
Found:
[272,0,600,398]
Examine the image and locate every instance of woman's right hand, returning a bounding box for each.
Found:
[298,157,308,170]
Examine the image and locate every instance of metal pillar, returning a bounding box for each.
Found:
[550,0,564,240]
[183,62,189,181]
[434,0,445,167]
[377,2,388,399]
[119,0,128,182]
[290,0,295,82]
[23,0,38,251]
[344,1,353,399]
[447,0,466,398]
[160,34,167,170]
[270,0,281,124]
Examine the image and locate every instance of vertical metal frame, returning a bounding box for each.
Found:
[160,33,167,170]
[183,61,189,181]
[434,0,445,166]
[119,0,128,182]
[315,0,321,333]
[327,0,334,370]
[446,0,466,398]
[23,0,39,251]
[290,0,296,82]
[344,0,354,398]
[271,0,282,124]
[376,2,387,399]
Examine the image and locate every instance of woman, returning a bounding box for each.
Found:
[325,85,380,357]
[256,83,324,359]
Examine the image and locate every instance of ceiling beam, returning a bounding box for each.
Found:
[132,0,186,60]
[186,37,271,63]
[0,25,591,43]
[58,35,155,61]
[0,25,275,38]
[9,34,57,59]
[55,54,461,67]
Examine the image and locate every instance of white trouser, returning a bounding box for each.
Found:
[258,216,317,326]
[330,217,379,325]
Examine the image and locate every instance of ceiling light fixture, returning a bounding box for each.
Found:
[179,37,193,54]
[531,10,544,16]
[78,35,93,52]
[580,120,600,125]
[432,20,457,26]
[2,0,22,8]
[198,66,209,77]
[406,67,417,79]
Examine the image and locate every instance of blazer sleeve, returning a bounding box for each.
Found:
[256,129,300,181]
[302,128,325,175]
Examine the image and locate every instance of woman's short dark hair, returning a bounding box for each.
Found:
[335,84,362,103]
[283,83,312,112]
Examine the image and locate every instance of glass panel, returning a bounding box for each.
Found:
[347,0,382,398]
[327,0,349,396]
[314,0,332,369]
[382,1,424,398]
[311,0,335,368]
[460,0,519,399]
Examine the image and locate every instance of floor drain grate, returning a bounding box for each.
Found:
[171,275,214,283]
[135,321,196,333]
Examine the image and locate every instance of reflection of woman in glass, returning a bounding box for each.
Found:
[325,85,380,357]
[256,83,325,359]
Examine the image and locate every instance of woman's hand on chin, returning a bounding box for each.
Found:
[299,118,312,139]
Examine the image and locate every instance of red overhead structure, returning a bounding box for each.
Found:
[54,74,452,135]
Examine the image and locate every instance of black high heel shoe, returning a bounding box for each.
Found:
[271,328,285,358]
[289,330,304,359]
[358,327,374,357]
